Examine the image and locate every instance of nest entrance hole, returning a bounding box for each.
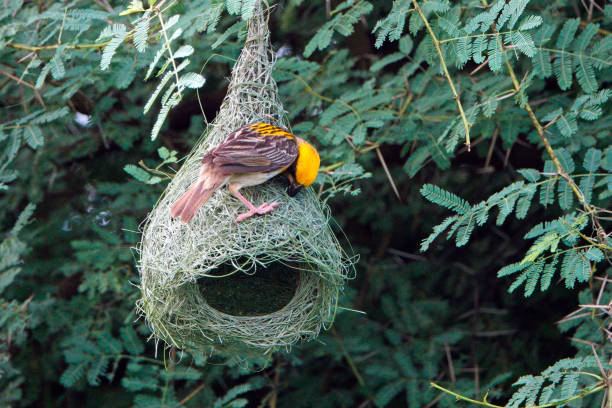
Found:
[200,260,300,316]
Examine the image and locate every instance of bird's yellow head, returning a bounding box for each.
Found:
[288,137,320,196]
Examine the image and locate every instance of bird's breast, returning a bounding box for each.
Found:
[229,169,284,189]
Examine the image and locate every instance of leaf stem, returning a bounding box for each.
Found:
[430,381,606,408]
[7,42,109,51]
[411,0,471,150]
[156,12,181,97]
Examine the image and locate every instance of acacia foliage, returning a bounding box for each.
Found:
[0,0,611,407]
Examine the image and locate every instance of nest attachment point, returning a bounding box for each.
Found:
[137,2,353,360]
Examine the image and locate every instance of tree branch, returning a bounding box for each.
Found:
[411,0,471,151]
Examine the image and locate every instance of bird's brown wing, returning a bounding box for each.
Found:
[204,123,298,175]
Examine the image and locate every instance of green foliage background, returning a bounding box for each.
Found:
[1,0,611,406]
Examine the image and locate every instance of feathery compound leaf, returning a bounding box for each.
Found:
[179,72,205,89]
[558,180,574,210]
[509,31,536,57]
[516,184,536,219]
[145,44,167,80]
[579,174,594,203]
[556,18,580,49]
[575,55,597,93]
[521,233,560,265]
[119,326,144,355]
[151,92,181,140]
[420,184,471,214]
[304,1,373,57]
[143,59,189,114]
[573,23,598,52]
[517,168,541,182]
[508,375,545,407]
[373,1,408,48]
[532,49,552,78]
[60,364,86,387]
[585,247,604,262]
[488,36,503,72]
[539,179,556,207]
[124,164,151,183]
[100,25,127,70]
[540,254,558,291]
[455,216,475,247]
[524,260,545,297]
[50,55,65,80]
[496,193,519,225]
[583,148,601,172]
[35,64,51,89]
[560,249,579,288]
[472,36,487,64]
[554,148,575,173]
[555,113,578,137]
[133,12,150,53]
[496,0,528,30]
[24,126,43,149]
[97,23,128,41]
[518,15,542,31]
[553,52,573,90]
[420,216,458,252]
[240,0,258,20]
[553,19,579,90]
[498,262,527,277]
[173,44,194,58]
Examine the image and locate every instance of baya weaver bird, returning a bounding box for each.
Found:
[170,122,320,223]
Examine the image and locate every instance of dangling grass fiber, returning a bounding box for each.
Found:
[137,1,353,360]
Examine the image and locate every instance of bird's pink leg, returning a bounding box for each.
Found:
[229,184,279,222]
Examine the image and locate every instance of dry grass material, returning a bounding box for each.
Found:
[137,1,353,359]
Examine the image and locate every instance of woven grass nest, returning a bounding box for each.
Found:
[137,2,353,359]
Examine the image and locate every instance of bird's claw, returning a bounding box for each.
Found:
[235,202,279,223]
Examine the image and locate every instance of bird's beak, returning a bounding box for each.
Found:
[287,181,303,197]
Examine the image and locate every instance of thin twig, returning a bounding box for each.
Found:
[178,381,207,406]
[411,0,471,150]
[483,127,499,169]
[0,68,46,108]
[444,343,456,383]
[332,328,365,386]
[58,8,68,45]
[375,146,401,201]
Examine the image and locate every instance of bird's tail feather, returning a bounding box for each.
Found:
[170,176,222,223]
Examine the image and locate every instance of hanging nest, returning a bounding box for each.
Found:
[137,1,353,359]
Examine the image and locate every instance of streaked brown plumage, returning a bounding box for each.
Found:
[170,122,320,223]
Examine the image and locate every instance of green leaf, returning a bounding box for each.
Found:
[124,164,151,183]
[60,364,86,387]
[133,12,150,52]
[583,148,601,172]
[420,184,471,214]
[35,64,52,89]
[585,247,604,262]
[488,35,503,72]
[558,180,573,210]
[120,326,144,355]
[554,148,575,173]
[374,379,404,407]
[50,55,65,80]
[179,72,206,89]
[100,25,127,70]
[517,168,540,182]
[24,126,43,149]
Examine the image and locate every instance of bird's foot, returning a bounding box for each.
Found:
[235,202,279,223]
